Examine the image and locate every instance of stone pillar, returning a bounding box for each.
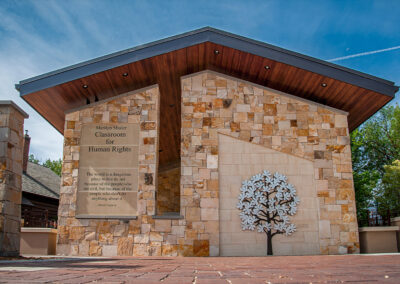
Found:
[0,101,28,256]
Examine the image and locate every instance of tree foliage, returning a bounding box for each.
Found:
[375,160,400,221]
[29,154,62,177]
[351,104,400,224]
[237,170,299,255]
[28,154,40,164]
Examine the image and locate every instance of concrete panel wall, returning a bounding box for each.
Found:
[219,134,320,256]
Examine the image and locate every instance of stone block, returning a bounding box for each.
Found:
[117,237,133,256]
[89,240,102,256]
[134,234,149,244]
[69,227,85,241]
[319,220,331,238]
[200,198,218,208]
[201,208,218,221]
[155,219,172,232]
[207,155,218,169]
[236,104,250,112]
[150,232,163,242]
[102,245,118,256]
[193,240,209,256]
[186,207,201,221]
[335,115,348,128]
[99,233,113,244]
[263,104,277,116]
[162,244,178,256]
[233,112,248,123]
[133,244,149,256]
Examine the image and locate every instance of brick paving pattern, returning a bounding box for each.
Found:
[0,255,399,283]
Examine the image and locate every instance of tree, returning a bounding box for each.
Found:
[28,154,62,177]
[237,170,300,255]
[350,104,400,225]
[375,160,400,222]
[42,158,62,177]
[28,154,40,164]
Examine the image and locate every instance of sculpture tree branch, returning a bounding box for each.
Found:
[237,171,300,255]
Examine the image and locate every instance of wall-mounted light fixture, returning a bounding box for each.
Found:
[321,83,327,87]
[214,50,220,55]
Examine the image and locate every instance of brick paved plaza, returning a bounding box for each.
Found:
[0,254,399,283]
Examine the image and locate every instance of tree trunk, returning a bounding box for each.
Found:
[267,232,273,255]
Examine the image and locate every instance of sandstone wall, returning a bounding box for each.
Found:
[181,71,359,255]
[0,102,27,256]
[58,71,359,256]
[58,86,169,256]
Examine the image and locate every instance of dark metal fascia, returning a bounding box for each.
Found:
[206,29,398,96]
[17,28,213,96]
[16,27,399,97]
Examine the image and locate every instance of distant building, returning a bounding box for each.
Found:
[21,132,60,228]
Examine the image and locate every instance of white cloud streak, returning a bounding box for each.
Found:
[328,46,400,62]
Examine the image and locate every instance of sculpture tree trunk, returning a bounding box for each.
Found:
[267,231,273,255]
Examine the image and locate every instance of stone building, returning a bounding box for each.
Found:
[16,28,398,256]
[21,132,60,228]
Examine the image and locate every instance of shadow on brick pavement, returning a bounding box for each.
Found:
[0,254,399,283]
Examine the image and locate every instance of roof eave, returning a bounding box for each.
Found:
[16,27,398,98]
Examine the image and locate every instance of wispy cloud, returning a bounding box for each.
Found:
[328,46,400,62]
[0,0,398,161]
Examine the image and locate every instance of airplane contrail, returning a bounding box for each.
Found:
[328,45,400,62]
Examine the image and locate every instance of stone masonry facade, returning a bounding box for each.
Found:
[58,71,359,256]
[181,71,359,255]
[59,86,209,257]
[0,102,27,256]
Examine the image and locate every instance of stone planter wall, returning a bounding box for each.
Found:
[391,217,400,251]
[359,226,399,253]
[20,228,57,255]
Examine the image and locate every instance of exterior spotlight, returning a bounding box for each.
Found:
[264,65,270,70]
[214,50,220,55]
[83,84,88,89]
[122,72,128,77]
[321,83,327,87]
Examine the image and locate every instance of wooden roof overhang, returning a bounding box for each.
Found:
[16,27,398,166]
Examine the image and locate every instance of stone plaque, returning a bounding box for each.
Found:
[76,124,139,218]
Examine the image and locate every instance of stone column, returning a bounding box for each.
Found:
[0,101,28,256]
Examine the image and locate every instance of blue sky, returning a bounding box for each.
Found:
[0,0,399,161]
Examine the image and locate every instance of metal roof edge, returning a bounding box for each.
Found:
[18,27,212,86]
[16,26,398,97]
[206,27,396,86]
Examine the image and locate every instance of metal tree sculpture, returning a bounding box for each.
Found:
[237,170,300,255]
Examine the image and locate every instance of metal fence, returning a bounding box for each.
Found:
[360,209,400,227]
